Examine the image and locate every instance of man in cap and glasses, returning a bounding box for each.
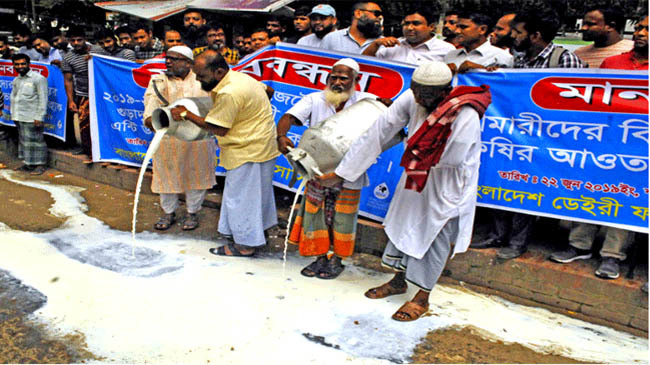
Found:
[142,45,216,232]
[317,61,491,321]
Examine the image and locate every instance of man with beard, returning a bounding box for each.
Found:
[321,2,383,54]
[13,24,40,61]
[196,23,239,65]
[115,25,135,50]
[9,54,49,175]
[297,4,338,48]
[575,7,634,68]
[547,15,647,279]
[95,28,135,61]
[266,14,289,43]
[169,50,280,257]
[286,6,312,43]
[62,26,108,161]
[142,46,216,231]
[489,13,516,50]
[32,37,62,65]
[132,22,164,61]
[444,12,513,71]
[276,59,378,279]
[476,9,584,261]
[181,10,208,51]
[600,15,648,70]
[0,36,14,59]
[318,61,490,321]
[442,11,461,48]
[363,5,455,63]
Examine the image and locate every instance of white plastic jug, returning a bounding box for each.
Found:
[151,97,213,141]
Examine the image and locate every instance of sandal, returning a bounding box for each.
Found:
[209,243,255,257]
[300,256,328,277]
[317,258,345,280]
[30,166,48,176]
[391,301,429,322]
[154,213,175,230]
[182,213,199,231]
[364,282,407,299]
[14,164,33,172]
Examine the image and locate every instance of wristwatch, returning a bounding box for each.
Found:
[180,110,188,120]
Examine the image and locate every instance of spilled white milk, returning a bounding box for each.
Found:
[131,129,168,242]
[0,172,647,364]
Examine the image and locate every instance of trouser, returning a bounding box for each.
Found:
[569,223,631,261]
[15,121,47,166]
[381,217,458,292]
[159,189,207,214]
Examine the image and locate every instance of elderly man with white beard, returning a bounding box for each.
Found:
[277,58,387,279]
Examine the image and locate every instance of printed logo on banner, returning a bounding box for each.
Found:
[373,182,390,199]
[0,63,49,78]
[530,77,648,114]
[236,49,405,99]
[132,62,167,89]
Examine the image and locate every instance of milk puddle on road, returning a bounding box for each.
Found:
[0,170,647,363]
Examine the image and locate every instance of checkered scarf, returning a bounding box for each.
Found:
[400,85,491,192]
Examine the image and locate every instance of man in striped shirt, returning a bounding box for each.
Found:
[132,22,164,61]
[95,28,135,61]
[62,26,107,160]
[574,7,634,68]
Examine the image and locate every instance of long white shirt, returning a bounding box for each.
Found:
[444,40,513,68]
[375,37,455,64]
[287,89,376,189]
[335,90,481,259]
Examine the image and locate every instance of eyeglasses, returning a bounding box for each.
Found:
[166,56,187,62]
[359,9,382,17]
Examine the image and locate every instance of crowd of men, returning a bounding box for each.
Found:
[2,2,647,321]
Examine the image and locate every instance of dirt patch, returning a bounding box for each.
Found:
[412,325,588,364]
[0,178,63,232]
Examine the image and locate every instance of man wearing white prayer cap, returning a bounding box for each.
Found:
[142,44,216,231]
[276,57,392,279]
[318,61,492,321]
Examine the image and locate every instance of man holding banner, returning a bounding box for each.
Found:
[278,58,377,279]
[142,46,216,231]
[320,61,491,321]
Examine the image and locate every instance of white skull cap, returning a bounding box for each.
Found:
[333,58,360,73]
[167,46,194,61]
[411,61,452,86]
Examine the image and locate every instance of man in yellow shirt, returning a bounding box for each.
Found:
[170,49,280,257]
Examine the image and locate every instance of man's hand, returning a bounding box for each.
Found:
[269,36,281,45]
[277,135,294,154]
[68,101,78,113]
[170,106,189,121]
[33,120,42,127]
[144,116,153,130]
[85,54,92,61]
[51,60,62,68]
[373,37,400,48]
[457,60,498,73]
[377,97,393,107]
[317,172,343,187]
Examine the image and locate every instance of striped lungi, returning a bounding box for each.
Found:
[288,181,361,258]
[151,135,217,193]
[15,121,47,166]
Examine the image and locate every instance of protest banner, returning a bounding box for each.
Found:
[88,44,648,231]
[0,60,67,141]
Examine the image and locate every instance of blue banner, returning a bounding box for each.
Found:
[88,46,648,231]
[458,69,648,232]
[0,60,67,141]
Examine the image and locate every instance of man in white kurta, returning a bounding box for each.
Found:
[143,46,216,231]
[320,61,487,322]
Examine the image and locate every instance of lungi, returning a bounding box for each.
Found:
[151,135,217,193]
[15,121,47,166]
[381,217,458,292]
[218,158,277,247]
[288,181,361,258]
